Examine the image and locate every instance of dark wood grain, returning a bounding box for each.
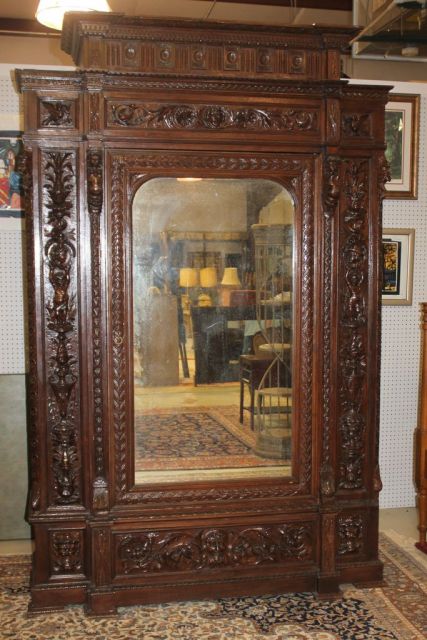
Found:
[19,14,389,615]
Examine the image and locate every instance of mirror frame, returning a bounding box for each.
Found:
[105,149,315,505]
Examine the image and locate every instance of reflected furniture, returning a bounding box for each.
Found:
[18,12,390,615]
[415,303,427,554]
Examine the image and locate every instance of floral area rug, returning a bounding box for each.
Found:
[1,534,426,639]
[135,406,288,471]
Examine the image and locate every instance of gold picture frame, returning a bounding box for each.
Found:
[382,228,415,306]
[384,94,420,199]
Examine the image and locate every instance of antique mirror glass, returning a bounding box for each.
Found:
[132,178,295,484]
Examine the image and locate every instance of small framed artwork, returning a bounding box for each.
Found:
[382,228,415,306]
[0,131,24,229]
[384,94,419,199]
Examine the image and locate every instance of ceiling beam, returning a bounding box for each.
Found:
[0,18,59,37]
[196,0,352,8]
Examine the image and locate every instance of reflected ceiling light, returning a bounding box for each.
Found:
[176,178,203,182]
[35,0,112,31]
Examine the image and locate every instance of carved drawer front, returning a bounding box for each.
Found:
[38,98,79,130]
[48,529,85,579]
[113,521,316,578]
[105,99,321,140]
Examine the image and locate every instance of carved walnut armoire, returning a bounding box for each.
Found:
[17,13,390,615]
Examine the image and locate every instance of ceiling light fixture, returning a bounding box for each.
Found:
[35,0,112,31]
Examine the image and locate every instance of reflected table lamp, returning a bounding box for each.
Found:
[199,266,218,306]
[179,267,199,310]
[220,267,241,306]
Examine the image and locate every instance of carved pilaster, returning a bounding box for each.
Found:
[43,151,80,504]
[87,150,108,511]
[321,156,341,498]
[338,161,369,491]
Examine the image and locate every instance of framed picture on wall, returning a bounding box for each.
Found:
[384,94,420,199]
[0,131,24,229]
[382,228,415,306]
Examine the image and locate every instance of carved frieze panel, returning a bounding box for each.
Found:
[39,99,75,128]
[42,150,81,505]
[115,523,314,575]
[337,160,369,491]
[337,514,364,556]
[50,530,84,575]
[107,102,319,134]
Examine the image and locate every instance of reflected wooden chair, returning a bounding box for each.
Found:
[239,332,275,430]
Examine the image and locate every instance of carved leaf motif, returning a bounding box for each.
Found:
[337,515,364,555]
[43,151,80,504]
[118,524,312,574]
[338,160,369,490]
[109,103,319,132]
[51,531,82,573]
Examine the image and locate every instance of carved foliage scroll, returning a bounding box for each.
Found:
[117,524,313,575]
[338,161,369,491]
[43,151,80,504]
[108,102,319,133]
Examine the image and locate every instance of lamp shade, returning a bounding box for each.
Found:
[199,267,217,288]
[221,267,241,287]
[35,0,111,31]
[179,267,199,288]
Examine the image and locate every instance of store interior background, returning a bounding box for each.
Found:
[0,0,426,541]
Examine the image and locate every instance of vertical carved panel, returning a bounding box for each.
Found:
[93,527,110,585]
[87,150,108,510]
[321,156,341,497]
[50,530,83,574]
[337,514,364,556]
[111,157,128,498]
[338,160,369,491]
[42,151,81,504]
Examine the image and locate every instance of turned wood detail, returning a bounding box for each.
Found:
[43,151,81,505]
[337,160,369,491]
[108,102,319,132]
[415,303,427,553]
[117,523,313,574]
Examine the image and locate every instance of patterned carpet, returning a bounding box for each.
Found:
[1,534,426,639]
[135,406,289,471]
